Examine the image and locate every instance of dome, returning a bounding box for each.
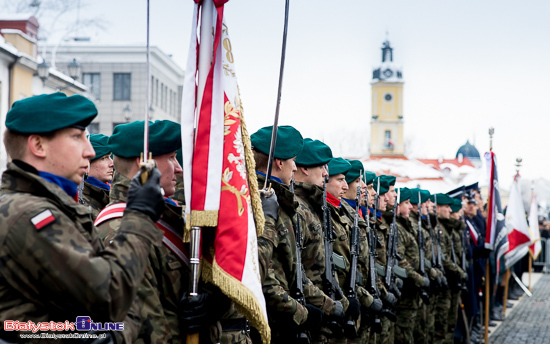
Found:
[456,140,480,160]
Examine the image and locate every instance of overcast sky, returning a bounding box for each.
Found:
[29,0,550,190]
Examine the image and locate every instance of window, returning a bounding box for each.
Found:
[151,76,154,105]
[88,122,100,134]
[113,73,131,100]
[83,73,101,100]
[155,79,159,106]
[384,130,394,150]
[161,83,164,110]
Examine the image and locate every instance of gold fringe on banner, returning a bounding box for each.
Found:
[202,259,271,344]
[239,104,265,238]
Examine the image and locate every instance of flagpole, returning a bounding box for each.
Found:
[529,182,534,291]
[187,1,215,343]
[484,127,494,344]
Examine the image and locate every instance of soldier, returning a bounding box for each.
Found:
[80,133,113,220]
[0,92,165,342]
[95,120,214,343]
[393,187,430,344]
[432,193,465,344]
[325,157,362,343]
[293,139,347,343]
[251,125,334,343]
[341,160,384,343]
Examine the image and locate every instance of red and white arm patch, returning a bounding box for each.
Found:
[30,209,56,230]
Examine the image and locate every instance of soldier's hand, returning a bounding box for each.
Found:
[461,271,468,281]
[383,292,396,308]
[301,304,323,332]
[345,297,361,321]
[423,276,430,288]
[332,300,345,319]
[441,276,448,288]
[127,167,164,222]
[179,292,210,334]
[368,298,383,313]
[260,190,279,220]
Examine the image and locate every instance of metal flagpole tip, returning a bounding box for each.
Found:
[488,127,495,136]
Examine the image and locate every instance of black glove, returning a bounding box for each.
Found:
[301,304,323,332]
[179,292,210,334]
[260,190,279,220]
[346,297,361,321]
[127,167,164,222]
[383,292,397,308]
[368,298,383,315]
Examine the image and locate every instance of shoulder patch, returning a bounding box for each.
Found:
[30,209,56,230]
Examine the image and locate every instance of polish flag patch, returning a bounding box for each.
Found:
[31,210,56,230]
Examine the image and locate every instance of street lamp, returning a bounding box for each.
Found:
[148,105,155,121]
[67,58,81,80]
[37,61,50,85]
[123,104,132,122]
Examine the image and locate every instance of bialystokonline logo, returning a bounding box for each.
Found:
[4,316,124,333]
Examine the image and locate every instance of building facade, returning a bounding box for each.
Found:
[40,43,185,134]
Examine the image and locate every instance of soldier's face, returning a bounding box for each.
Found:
[465,202,476,217]
[421,202,429,216]
[437,204,451,219]
[344,177,364,201]
[387,185,397,207]
[378,192,388,209]
[398,199,412,217]
[154,151,183,197]
[450,210,461,220]
[41,128,95,184]
[366,184,376,207]
[274,157,296,186]
[327,174,348,200]
[426,199,435,214]
[89,154,114,183]
[308,165,327,187]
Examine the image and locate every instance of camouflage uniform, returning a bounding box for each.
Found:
[256,175,337,343]
[97,172,189,344]
[81,179,110,220]
[446,218,466,344]
[394,215,425,344]
[0,161,161,342]
[409,210,438,344]
[294,182,349,343]
[433,217,461,344]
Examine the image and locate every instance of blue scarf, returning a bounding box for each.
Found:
[343,198,368,218]
[369,207,382,220]
[256,171,283,185]
[39,171,78,198]
[86,176,111,191]
[165,197,178,207]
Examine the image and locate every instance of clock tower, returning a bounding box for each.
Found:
[370,39,405,156]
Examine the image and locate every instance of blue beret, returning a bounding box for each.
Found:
[6,92,97,134]
[345,160,364,184]
[109,120,181,158]
[89,134,111,162]
[295,139,333,167]
[251,125,303,160]
[328,157,351,176]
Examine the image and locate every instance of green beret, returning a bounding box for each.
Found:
[450,198,463,213]
[430,193,454,205]
[295,139,332,167]
[409,188,431,204]
[373,176,389,195]
[6,92,97,134]
[110,120,181,158]
[328,157,351,176]
[251,125,303,160]
[420,189,431,203]
[89,134,111,162]
[398,187,412,203]
[345,160,364,183]
[381,175,396,186]
[364,171,376,185]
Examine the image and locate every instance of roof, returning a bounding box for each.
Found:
[456,140,481,159]
[417,157,475,170]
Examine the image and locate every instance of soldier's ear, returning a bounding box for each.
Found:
[27,134,47,158]
[300,166,309,176]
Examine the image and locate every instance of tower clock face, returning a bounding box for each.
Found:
[383,68,393,78]
[384,93,392,101]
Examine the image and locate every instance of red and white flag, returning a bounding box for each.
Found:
[529,193,542,259]
[504,176,531,268]
[181,1,269,343]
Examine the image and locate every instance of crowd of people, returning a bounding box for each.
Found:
[0,92,526,343]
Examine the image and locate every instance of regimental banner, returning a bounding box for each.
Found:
[504,176,531,269]
[180,1,269,343]
[484,151,509,275]
[529,193,542,259]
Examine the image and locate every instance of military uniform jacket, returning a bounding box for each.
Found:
[81,179,110,221]
[0,161,161,341]
[396,216,424,293]
[96,172,189,344]
[372,215,389,298]
[410,211,438,276]
[436,217,461,279]
[256,175,335,335]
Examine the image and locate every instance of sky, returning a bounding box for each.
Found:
[11,0,550,191]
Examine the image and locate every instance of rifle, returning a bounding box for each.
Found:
[459,199,469,293]
[417,192,430,304]
[384,189,402,299]
[322,175,344,337]
[365,191,383,333]
[431,195,448,289]
[290,177,310,343]
[343,181,362,338]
